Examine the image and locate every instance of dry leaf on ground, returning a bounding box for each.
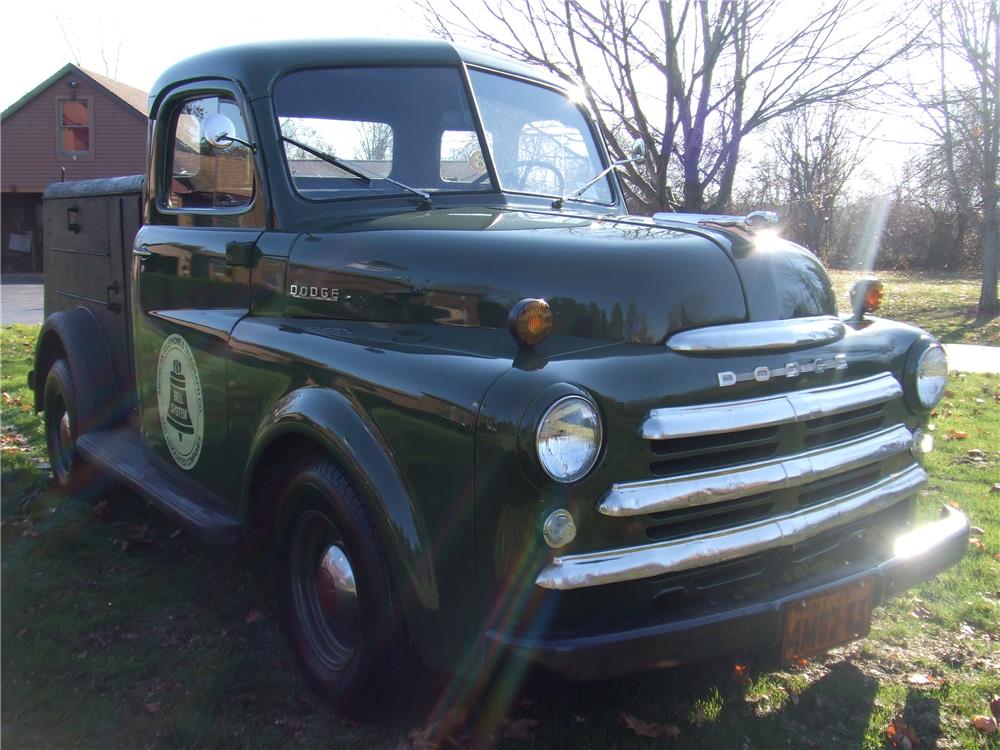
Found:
[972,715,998,734]
[886,715,921,748]
[245,609,265,624]
[621,712,681,740]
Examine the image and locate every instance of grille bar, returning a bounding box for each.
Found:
[641,373,901,440]
[601,424,913,517]
[536,464,927,590]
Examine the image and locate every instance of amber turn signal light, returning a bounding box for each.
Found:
[509,298,553,347]
[850,277,883,318]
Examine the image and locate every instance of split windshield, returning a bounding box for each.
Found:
[273,65,613,204]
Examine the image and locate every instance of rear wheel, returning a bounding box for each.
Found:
[43,358,85,491]
[277,458,407,719]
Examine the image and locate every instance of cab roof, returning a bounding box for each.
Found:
[148,38,565,116]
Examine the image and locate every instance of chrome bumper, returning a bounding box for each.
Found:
[536,465,932,590]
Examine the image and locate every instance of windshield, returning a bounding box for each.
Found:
[468,69,614,204]
[274,66,495,201]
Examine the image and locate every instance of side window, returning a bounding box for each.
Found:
[166,96,254,210]
[440,130,491,184]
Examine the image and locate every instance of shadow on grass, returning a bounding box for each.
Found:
[1,475,939,750]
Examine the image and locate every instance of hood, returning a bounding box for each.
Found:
[284,208,835,345]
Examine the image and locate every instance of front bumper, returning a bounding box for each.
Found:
[486,506,968,680]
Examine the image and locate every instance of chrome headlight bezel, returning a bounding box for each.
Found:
[905,340,948,411]
[535,394,603,484]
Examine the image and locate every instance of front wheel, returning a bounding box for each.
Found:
[277,458,408,719]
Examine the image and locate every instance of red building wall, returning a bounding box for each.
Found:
[1,70,147,193]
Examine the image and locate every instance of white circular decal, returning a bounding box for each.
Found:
[156,334,204,470]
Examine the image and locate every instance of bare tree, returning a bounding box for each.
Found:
[420,0,913,214]
[767,103,867,256]
[355,122,394,162]
[906,0,999,317]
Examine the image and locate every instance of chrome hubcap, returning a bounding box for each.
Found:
[59,411,72,449]
[315,544,358,638]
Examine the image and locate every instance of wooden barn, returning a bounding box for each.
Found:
[1,64,148,273]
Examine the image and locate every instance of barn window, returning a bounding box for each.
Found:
[58,99,91,155]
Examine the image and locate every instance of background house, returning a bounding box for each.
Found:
[1,64,148,273]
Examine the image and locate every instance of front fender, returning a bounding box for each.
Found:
[243,386,439,612]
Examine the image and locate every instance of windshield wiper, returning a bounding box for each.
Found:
[551,138,646,210]
[281,135,432,208]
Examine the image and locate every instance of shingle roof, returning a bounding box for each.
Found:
[1,63,148,122]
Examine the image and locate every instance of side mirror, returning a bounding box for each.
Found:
[202,113,238,149]
[630,138,646,163]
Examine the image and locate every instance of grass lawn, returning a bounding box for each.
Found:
[828,270,1000,346]
[2,302,999,748]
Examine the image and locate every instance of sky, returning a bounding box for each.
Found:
[2,0,932,191]
[0,0,427,110]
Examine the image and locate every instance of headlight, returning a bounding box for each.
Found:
[536,395,602,483]
[915,344,948,409]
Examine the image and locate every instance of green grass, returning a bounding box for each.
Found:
[3,304,999,748]
[828,269,1000,346]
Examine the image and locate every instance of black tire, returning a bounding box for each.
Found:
[43,358,86,491]
[276,458,408,719]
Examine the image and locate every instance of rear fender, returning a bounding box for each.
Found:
[33,307,122,433]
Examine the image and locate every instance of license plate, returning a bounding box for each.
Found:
[781,577,875,663]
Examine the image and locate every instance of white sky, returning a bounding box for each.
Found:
[1,0,934,191]
[0,0,427,109]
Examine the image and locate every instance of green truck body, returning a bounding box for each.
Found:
[31,39,967,716]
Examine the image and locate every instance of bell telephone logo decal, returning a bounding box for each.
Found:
[156,334,204,470]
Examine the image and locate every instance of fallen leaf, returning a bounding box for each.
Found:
[245,609,265,624]
[906,672,940,686]
[972,715,997,734]
[991,483,1000,493]
[886,715,921,748]
[970,526,985,536]
[948,500,962,510]
[970,539,986,551]
[945,429,968,440]
[145,702,161,714]
[911,606,933,619]
[573,715,587,723]
[621,713,680,740]
[733,663,751,685]
[990,695,1000,721]
[500,718,539,742]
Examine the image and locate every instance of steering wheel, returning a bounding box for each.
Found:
[513,160,565,194]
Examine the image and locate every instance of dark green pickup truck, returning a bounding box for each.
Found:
[31,39,966,718]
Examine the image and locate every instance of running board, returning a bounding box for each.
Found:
[76,427,241,544]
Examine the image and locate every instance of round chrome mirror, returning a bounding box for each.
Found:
[630,138,646,162]
[202,113,237,149]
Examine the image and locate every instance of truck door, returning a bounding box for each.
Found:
[132,86,265,500]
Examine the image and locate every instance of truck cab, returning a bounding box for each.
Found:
[32,39,967,718]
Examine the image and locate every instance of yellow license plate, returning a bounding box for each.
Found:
[781,577,875,663]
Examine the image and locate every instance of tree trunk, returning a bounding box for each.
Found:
[978,198,1000,317]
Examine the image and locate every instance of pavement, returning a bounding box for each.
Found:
[1,277,43,325]
[1,277,997,372]
[942,343,1000,374]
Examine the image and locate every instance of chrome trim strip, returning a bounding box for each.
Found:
[641,372,902,440]
[667,316,846,353]
[600,424,913,517]
[535,463,927,590]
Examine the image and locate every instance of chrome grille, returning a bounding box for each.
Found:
[534,372,924,591]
